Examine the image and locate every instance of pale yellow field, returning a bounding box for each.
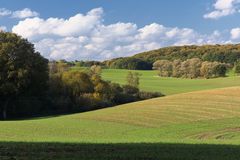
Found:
[79,87,240,128]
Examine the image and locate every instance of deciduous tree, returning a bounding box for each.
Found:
[0,32,48,119]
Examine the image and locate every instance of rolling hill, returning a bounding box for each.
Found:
[104,44,240,70]
[2,87,240,159]
[1,87,240,144]
[132,44,240,64]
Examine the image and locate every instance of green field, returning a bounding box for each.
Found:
[1,87,240,159]
[102,69,240,95]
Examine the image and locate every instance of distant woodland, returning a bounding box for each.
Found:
[77,44,240,78]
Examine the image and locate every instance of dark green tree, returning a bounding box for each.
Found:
[213,63,227,77]
[110,57,152,70]
[0,32,48,119]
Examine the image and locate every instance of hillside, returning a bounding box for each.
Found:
[104,44,240,70]
[80,87,240,129]
[1,87,240,143]
[133,44,240,63]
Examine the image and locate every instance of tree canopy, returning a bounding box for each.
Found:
[153,58,228,79]
[133,44,240,64]
[0,32,49,119]
[101,44,240,70]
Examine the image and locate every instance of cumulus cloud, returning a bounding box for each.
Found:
[12,8,230,61]
[12,8,39,19]
[204,0,240,19]
[12,8,103,39]
[0,8,11,17]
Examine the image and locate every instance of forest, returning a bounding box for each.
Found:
[91,44,240,70]
[0,32,162,119]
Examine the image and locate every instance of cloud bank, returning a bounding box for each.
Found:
[11,7,234,61]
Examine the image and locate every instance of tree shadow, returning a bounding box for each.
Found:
[0,142,239,160]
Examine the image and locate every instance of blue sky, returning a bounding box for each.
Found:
[0,0,240,60]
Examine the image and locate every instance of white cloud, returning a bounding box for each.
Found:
[231,28,240,39]
[214,0,236,10]
[12,8,231,61]
[204,0,240,19]
[12,8,39,19]
[0,8,11,17]
[0,8,39,19]
[12,8,103,39]
[203,9,235,19]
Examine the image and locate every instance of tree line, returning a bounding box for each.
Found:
[0,32,162,120]
[71,44,240,70]
[133,45,240,64]
[153,58,228,79]
[104,57,152,70]
[48,62,162,114]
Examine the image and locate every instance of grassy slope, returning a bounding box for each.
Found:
[2,87,240,159]
[102,69,240,95]
[1,87,240,144]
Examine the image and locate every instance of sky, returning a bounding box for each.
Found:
[0,0,240,61]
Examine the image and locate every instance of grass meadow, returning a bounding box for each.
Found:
[1,86,240,159]
[102,69,240,95]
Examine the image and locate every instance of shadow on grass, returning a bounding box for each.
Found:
[0,142,240,160]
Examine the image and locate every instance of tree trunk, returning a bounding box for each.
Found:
[2,99,9,120]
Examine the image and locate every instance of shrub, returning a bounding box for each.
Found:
[213,63,227,77]
[234,60,240,74]
[138,91,164,100]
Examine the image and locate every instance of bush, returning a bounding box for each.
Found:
[213,63,227,77]
[234,61,240,74]
[138,91,164,100]
[122,85,139,95]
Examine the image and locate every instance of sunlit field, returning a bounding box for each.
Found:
[2,0,240,159]
[101,69,240,95]
[2,87,240,159]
